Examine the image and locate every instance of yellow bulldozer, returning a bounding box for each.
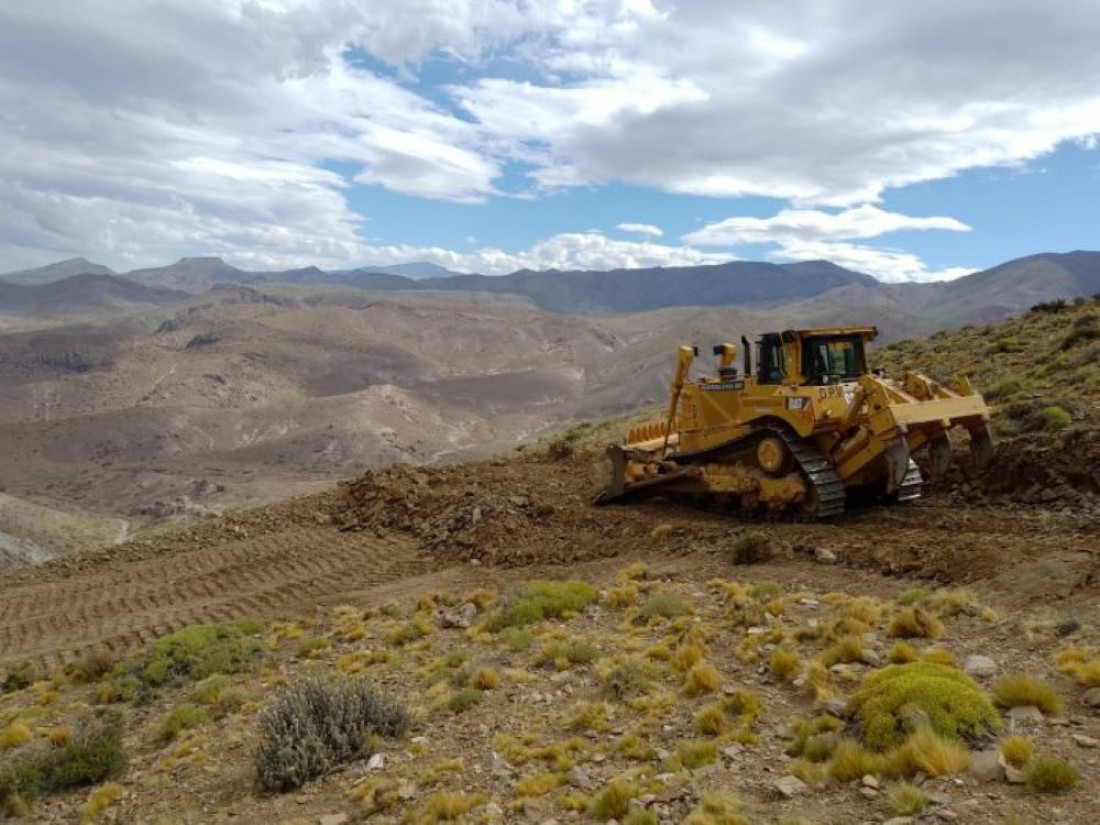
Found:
[596,326,993,519]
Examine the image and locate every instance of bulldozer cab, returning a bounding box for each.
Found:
[756,328,875,386]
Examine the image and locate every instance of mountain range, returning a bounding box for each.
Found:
[2,250,1099,324]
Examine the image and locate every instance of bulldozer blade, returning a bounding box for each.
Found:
[884,441,912,495]
[929,436,952,480]
[969,424,994,471]
[595,444,628,505]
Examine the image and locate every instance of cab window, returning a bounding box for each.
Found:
[757,338,786,385]
[803,335,866,383]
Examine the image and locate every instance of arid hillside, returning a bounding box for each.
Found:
[0,280,994,563]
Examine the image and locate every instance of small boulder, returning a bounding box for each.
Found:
[1082,688,1100,708]
[569,766,594,791]
[773,775,809,798]
[1008,705,1044,725]
[320,815,349,825]
[962,655,997,679]
[968,749,1003,782]
[1071,733,1099,748]
[814,547,838,564]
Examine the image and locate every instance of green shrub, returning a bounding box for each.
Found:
[1029,299,1067,315]
[535,640,601,669]
[254,677,409,791]
[848,662,1000,750]
[109,622,262,701]
[64,651,116,685]
[640,593,687,621]
[599,658,653,701]
[991,336,1022,354]
[1040,406,1071,432]
[1000,400,1076,434]
[1060,321,1100,350]
[446,689,484,714]
[730,533,772,564]
[159,704,210,741]
[484,581,597,631]
[0,712,126,809]
[2,661,35,694]
[1025,756,1079,793]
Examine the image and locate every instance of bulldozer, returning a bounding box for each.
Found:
[596,326,993,519]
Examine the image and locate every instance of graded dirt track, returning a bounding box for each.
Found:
[0,443,1096,675]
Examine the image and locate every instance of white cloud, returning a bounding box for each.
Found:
[684,206,970,246]
[355,232,731,275]
[616,222,663,237]
[769,241,973,284]
[2,1,1099,280]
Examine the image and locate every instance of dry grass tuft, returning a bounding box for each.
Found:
[80,782,124,824]
[671,643,705,673]
[590,777,637,820]
[770,649,801,682]
[886,782,929,816]
[1000,735,1034,768]
[827,739,885,781]
[683,792,748,825]
[992,674,1064,715]
[695,703,728,736]
[886,728,970,777]
[1025,756,1079,793]
[683,661,722,696]
[888,607,944,640]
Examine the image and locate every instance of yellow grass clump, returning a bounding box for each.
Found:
[770,649,801,681]
[992,674,1064,715]
[1000,735,1034,768]
[886,728,970,777]
[80,782,125,824]
[683,661,722,696]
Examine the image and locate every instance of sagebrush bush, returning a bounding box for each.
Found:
[254,677,409,791]
[0,712,126,810]
[848,662,999,750]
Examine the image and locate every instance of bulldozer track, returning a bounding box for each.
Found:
[0,527,438,674]
[777,428,847,519]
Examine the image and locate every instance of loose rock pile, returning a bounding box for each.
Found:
[336,462,565,565]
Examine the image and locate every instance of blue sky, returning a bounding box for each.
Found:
[2,1,1099,282]
[343,141,1099,274]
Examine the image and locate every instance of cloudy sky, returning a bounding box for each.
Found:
[1,0,1098,282]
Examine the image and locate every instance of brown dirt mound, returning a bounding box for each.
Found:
[334,453,685,567]
[923,429,1100,512]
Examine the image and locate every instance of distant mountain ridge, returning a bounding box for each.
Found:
[3,250,1099,325]
[0,257,114,284]
[0,274,188,317]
